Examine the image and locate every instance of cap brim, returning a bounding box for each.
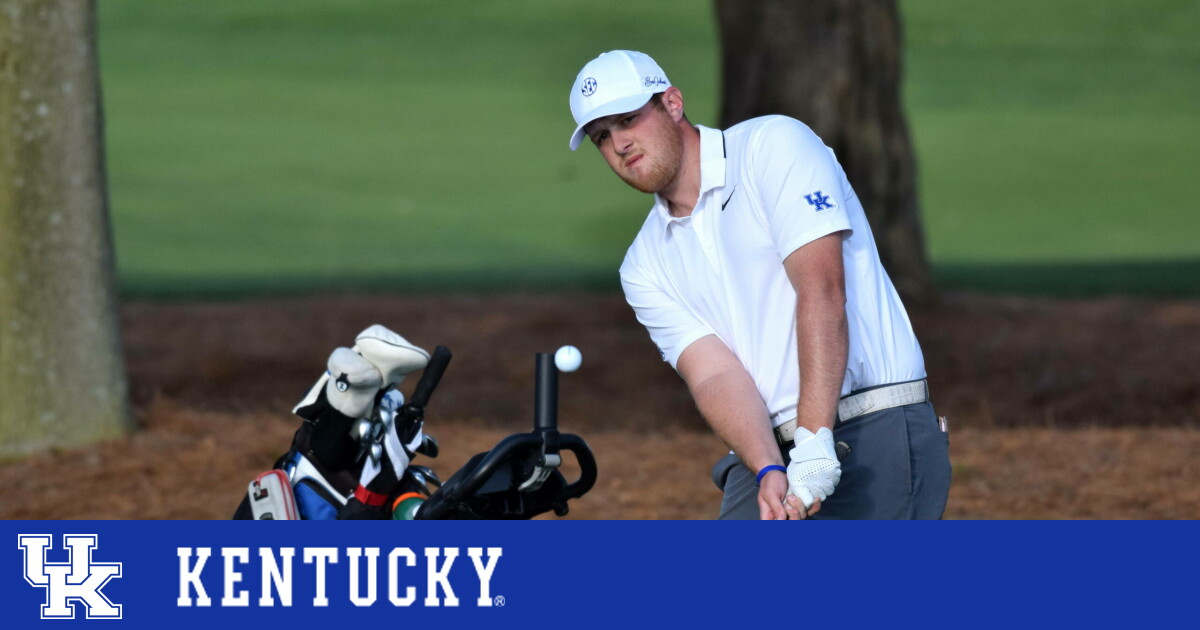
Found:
[568,92,659,151]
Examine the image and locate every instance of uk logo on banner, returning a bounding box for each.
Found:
[18,534,123,620]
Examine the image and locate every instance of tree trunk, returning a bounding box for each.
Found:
[0,0,130,454]
[715,0,934,303]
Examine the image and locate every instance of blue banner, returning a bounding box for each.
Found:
[3,521,1194,628]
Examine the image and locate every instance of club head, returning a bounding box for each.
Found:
[410,465,441,488]
[353,418,372,441]
[408,468,426,488]
[417,434,439,458]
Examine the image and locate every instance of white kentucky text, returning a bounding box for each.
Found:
[176,546,503,608]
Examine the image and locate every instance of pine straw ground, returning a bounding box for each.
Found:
[2,292,1197,519]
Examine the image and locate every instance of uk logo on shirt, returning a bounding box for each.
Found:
[805,191,835,212]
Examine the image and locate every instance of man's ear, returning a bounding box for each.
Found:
[662,86,685,122]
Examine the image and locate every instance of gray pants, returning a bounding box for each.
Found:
[713,401,951,519]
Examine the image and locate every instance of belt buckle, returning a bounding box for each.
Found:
[773,425,790,450]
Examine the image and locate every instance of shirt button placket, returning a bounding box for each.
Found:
[696,200,721,274]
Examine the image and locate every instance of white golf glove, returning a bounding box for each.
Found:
[786,427,842,509]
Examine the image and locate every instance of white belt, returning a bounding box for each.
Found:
[774,380,928,445]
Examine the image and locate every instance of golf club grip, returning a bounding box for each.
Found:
[411,345,452,408]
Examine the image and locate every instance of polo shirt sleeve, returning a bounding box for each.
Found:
[750,117,854,260]
[620,261,715,370]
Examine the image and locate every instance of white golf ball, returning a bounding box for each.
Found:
[554,345,582,372]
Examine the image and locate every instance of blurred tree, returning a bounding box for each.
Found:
[0,0,131,454]
[715,0,933,303]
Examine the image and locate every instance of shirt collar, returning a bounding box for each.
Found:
[652,124,728,235]
[697,124,727,197]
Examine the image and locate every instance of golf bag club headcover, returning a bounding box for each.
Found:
[326,347,383,419]
[353,325,430,387]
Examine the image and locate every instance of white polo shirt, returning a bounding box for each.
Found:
[619,116,926,427]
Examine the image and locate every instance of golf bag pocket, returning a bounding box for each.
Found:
[247,470,299,520]
[285,451,351,520]
[293,478,341,521]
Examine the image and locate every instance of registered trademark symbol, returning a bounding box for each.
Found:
[494,595,506,607]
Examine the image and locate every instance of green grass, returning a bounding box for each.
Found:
[905,0,1200,267]
[100,0,719,296]
[97,0,1200,298]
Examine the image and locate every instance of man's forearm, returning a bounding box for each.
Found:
[794,289,848,434]
[689,368,781,474]
[781,233,849,435]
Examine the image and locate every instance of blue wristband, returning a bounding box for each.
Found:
[755,464,787,486]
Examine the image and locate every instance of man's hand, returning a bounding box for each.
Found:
[759,468,822,520]
[787,427,841,509]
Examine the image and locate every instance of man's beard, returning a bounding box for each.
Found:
[619,117,683,194]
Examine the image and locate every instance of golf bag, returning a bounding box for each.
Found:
[234,325,439,520]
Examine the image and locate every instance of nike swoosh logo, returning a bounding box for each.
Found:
[721,185,737,211]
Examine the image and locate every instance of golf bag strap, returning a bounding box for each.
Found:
[354,484,389,507]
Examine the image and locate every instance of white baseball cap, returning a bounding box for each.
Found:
[568,50,671,151]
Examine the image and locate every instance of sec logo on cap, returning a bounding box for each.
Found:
[581,77,597,97]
